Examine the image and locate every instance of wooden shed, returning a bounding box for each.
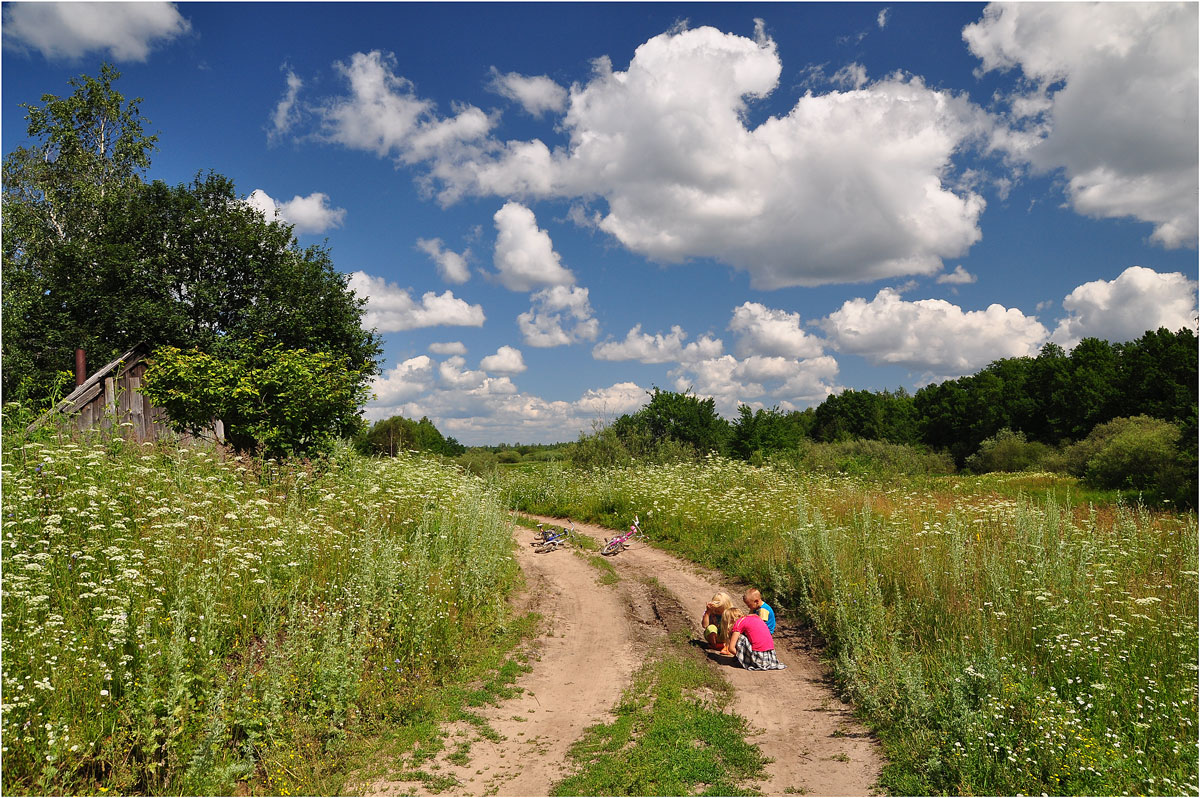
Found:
[28,345,223,443]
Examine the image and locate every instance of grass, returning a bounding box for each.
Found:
[551,634,767,797]
[502,457,1199,796]
[1,413,524,795]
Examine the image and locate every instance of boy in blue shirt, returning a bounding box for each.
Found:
[743,588,776,634]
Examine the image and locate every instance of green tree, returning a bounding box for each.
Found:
[630,387,731,457]
[3,64,156,403]
[730,405,811,460]
[358,415,464,457]
[142,341,370,458]
[3,66,381,405]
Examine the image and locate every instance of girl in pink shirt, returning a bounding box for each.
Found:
[718,608,787,671]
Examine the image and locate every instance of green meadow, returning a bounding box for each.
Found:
[502,457,1199,796]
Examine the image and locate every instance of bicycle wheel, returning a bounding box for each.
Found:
[601,540,620,556]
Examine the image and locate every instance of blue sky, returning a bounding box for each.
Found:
[4,2,1197,445]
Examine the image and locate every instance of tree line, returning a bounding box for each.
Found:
[573,327,1197,506]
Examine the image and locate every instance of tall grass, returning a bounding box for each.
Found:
[503,457,1199,796]
[1,418,519,795]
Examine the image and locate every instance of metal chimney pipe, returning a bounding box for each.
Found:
[75,348,86,387]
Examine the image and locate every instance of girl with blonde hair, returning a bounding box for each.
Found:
[701,592,735,650]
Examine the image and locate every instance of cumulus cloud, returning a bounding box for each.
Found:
[592,324,723,364]
[348,271,485,332]
[936,265,977,285]
[429,341,467,355]
[1050,266,1199,347]
[518,285,599,347]
[457,27,989,287]
[366,368,654,446]
[309,27,991,287]
[575,382,648,416]
[269,68,304,142]
[492,202,576,290]
[728,302,824,358]
[247,189,346,234]
[487,67,568,116]
[822,287,1048,374]
[877,8,891,28]
[2,1,190,61]
[480,345,527,374]
[417,237,472,284]
[318,50,493,165]
[667,351,841,416]
[370,355,434,405]
[965,2,1198,248]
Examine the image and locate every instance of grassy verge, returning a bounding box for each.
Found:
[503,459,1198,796]
[333,614,537,796]
[552,632,767,797]
[1,416,522,795]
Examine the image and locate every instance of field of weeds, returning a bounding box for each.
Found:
[503,457,1199,796]
[1,428,519,795]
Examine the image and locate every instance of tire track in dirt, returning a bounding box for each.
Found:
[524,514,884,798]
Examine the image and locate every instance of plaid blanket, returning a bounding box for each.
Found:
[734,634,787,671]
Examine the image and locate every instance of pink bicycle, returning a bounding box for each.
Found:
[601,515,643,556]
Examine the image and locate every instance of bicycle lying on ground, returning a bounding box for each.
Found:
[601,515,642,556]
[532,520,575,553]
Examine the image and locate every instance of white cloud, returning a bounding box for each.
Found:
[575,382,648,416]
[669,352,841,416]
[518,285,599,347]
[965,2,1198,248]
[247,189,346,234]
[437,355,492,390]
[877,8,891,29]
[318,50,492,164]
[492,202,576,290]
[2,1,189,61]
[370,355,434,405]
[1051,266,1199,348]
[936,265,977,285]
[728,302,824,358]
[444,26,990,287]
[429,341,467,355]
[365,370,654,446]
[417,237,471,284]
[480,345,527,374]
[673,356,762,413]
[270,69,304,142]
[592,324,723,364]
[822,287,1048,374]
[487,67,568,117]
[309,27,991,288]
[348,271,485,332]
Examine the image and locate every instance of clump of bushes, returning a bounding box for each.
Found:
[965,428,1066,474]
[776,438,956,477]
[1065,415,1193,506]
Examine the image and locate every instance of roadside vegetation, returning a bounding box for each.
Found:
[0,414,523,795]
[502,457,1198,796]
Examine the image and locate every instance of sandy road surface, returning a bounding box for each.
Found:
[367,515,882,797]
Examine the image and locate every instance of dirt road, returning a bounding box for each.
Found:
[368,515,882,797]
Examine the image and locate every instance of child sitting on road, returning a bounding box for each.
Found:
[701,592,735,650]
[718,607,787,671]
[743,588,776,634]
